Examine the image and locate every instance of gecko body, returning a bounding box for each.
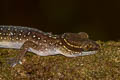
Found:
[0,26,99,67]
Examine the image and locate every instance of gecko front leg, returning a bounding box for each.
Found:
[8,41,38,67]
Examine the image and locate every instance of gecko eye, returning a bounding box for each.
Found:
[78,32,89,39]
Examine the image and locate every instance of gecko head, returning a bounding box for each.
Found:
[59,32,100,57]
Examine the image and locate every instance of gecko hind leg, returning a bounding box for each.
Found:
[7,41,38,67]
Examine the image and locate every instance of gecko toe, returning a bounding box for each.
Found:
[6,58,21,67]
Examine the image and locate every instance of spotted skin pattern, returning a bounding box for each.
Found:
[0,26,100,67]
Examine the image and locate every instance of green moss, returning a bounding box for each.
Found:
[0,41,120,80]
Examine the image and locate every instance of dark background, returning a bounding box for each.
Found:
[0,0,120,41]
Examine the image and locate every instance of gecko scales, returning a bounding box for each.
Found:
[0,26,100,67]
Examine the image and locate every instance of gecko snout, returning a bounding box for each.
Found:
[82,40,100,51]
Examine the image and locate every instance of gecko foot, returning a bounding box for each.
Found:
[6,58,22,67]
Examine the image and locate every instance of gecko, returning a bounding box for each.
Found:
[0,25,100,67]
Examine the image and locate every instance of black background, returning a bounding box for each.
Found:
[0,0,120,41]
